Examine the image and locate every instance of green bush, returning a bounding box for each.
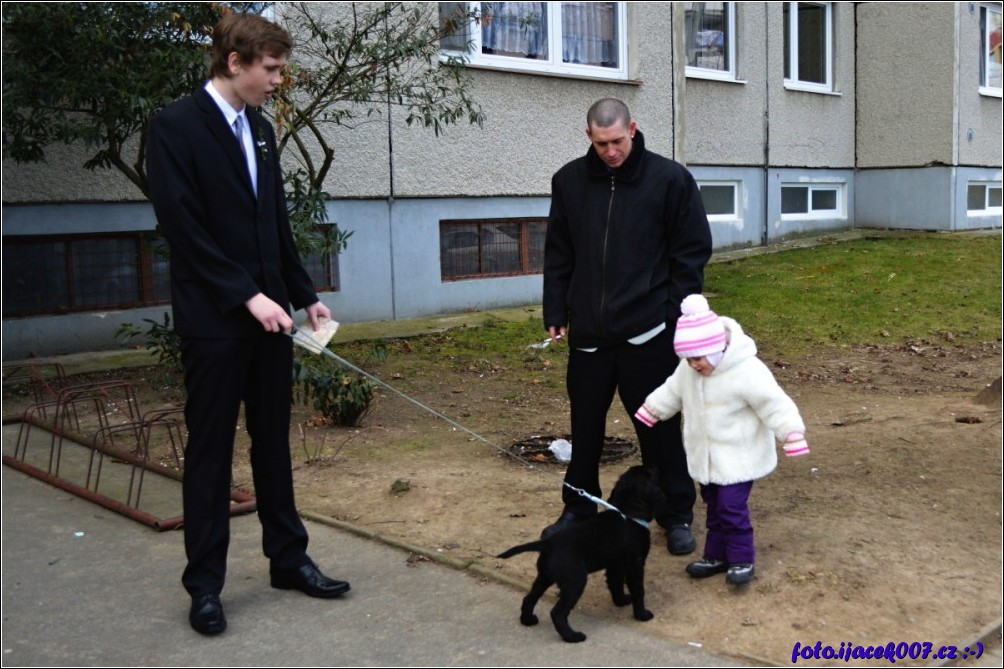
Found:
[116,312,183,373]
[292,351,375,427]
[116,314,377,425]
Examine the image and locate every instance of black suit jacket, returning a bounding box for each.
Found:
[147,86,317,338]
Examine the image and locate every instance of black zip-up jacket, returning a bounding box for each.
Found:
[543,130,713,349]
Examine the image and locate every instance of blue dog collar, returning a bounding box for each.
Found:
[562,483,650,530]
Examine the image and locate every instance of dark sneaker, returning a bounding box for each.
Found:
[540,511,590,539]
[726,562,755,585]
[685,556,729,578]
[667,524,696,555]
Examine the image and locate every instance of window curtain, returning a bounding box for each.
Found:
[684,2,727,70]
[481,2,547,59]
[561,2,616,66]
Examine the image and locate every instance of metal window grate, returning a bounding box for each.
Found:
[2,233,170,317]
[300,226,342,292]
[439,217,547,281]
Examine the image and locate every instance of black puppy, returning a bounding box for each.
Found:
[497,465,665,643]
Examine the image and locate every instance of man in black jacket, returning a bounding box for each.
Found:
[542,98,712,555]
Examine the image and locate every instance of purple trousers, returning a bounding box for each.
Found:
[700,480,755,564]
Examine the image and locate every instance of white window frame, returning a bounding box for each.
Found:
[697,181,741,223]
[967,181,1003,215]
[439,2,629,81]
[783,2,834,94]
[685,2,738,82]
[780,182,845,221]
[980,4,1003,97]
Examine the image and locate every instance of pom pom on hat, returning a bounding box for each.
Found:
[674,294,727,359]
[680,294,711,316]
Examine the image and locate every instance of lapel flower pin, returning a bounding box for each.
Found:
[255,126,269,163]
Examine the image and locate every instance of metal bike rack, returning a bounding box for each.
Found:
[4,368,256,531]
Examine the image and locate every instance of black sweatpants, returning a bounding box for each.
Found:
[561,328,695,529]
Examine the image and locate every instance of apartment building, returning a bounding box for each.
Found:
[2,2,1001,358]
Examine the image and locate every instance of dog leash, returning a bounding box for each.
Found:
[562,482,650,530]
[287,327,544,470]
[288,327,648,522]
[526,334,562,349]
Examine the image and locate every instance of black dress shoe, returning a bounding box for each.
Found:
[540,510,592,539]
[270,561,351,598]
[189,594,227,635]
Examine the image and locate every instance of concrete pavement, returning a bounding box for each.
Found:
[1,462,744,667]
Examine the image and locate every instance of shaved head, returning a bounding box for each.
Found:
[587,98,631,129]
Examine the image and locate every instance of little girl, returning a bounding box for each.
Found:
[634,294,809,585]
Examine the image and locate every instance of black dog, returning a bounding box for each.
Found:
[497,466,665,643]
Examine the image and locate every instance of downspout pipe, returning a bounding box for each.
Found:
[763,2,770,247]
[386,13,398,319]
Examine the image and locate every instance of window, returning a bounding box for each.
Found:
[781,183,844,219]
[2,233,170,317]
[2,230,340,317]
[981,4,1002,94]
[303,251,339,293]
[684,2,737,80]
[440,218,546,280]
[783,2,833,92]
[439,3,627,80]
[698,181,740,221]
[300,226,343,292]
[967,182,1003,215]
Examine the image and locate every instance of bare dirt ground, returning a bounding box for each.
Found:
[5,337,1001,665]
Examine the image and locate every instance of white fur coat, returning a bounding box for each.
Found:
[640,316,805,485]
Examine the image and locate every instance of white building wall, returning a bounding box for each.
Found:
[684,2,768,166]
[856,2,958,168]
[2,140,144,204]
[688,166,767,249]
[3,2,1000,360]
[956,2,1004,167]
[856,166,1003,231]
[767,1,856,169]
[385,3,677,199]
[854,3,1001,231]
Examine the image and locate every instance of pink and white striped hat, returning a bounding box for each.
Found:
[674,294,727,359]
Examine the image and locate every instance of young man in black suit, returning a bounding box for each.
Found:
[146,13,349,636]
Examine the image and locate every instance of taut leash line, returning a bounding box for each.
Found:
[562,482,650,529]
[288,327,641,523]
[287,328,544,470]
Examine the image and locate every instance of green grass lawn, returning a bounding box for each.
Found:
[340,231,1001,366]
[405,232,995,359]
[705,232,1002,354]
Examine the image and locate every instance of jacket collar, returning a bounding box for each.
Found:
[585,129,646,182]
[193,87,260,200]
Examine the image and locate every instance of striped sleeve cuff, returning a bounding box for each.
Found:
[634,405,659,428]
[783,435,810,457]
